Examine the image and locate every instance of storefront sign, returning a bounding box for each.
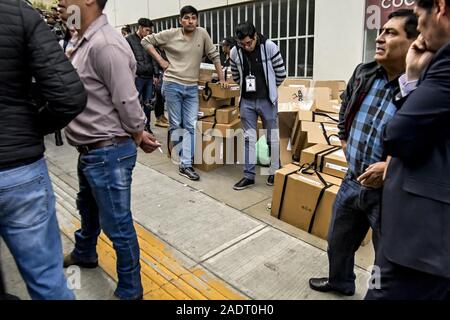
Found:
[365,0,416,29]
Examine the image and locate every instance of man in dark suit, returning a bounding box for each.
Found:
[366,0,450,300]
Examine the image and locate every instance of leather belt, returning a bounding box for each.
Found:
[75,136,130,154]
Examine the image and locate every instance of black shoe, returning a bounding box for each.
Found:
[266,175,275,186]
[179,167,200,181]
[233,178,255,191]
[309,277,355,296]
[0,293,20,300]
[63,253,98,269]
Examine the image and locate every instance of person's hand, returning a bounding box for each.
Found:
[406,35,435,81]
[159,59,169,71]
[218,79,229,89]
[132,131,144,147]
[139,131,161,154]
[357,162,387,189]
[153,77,160,86]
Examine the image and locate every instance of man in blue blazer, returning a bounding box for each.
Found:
[366,0,450,300]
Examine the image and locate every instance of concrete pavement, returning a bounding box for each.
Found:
[1,128,373,300]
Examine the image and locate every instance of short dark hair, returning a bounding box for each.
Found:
[138,18,153,28]
[121,25,131,33]
[235,21,256,40]
[417,0,450,11]
[96,0,108,10]
[222,37,236,48]
[180,5,198,18]
[388,9,419,39]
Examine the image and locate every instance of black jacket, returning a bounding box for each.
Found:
[126,32,156,78]
[338,61,381,141]
[0,0,87,169]
[381,42,450,278]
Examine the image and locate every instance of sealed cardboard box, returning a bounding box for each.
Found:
[200,107,239,125]
[302,121,341,146]
[300,144,341,168]
[197,118,242,138]
[206,83,241,99]
[198,95,232,109]
[322,148,348,179]
[279,171,342,233]
[271,163,301,218]
[310,184,341,240]
[194,120,242,171]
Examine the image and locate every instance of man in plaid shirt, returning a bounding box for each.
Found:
[309,10,419,296]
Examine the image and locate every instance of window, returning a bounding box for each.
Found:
[152,0,315,77]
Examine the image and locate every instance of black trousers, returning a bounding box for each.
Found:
[365,245,450,300]
[153,81,165,119]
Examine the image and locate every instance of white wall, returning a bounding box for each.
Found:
[313,0,365,81]
[104,0,253,26]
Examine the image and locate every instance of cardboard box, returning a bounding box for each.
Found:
[200,106,239,125]
[194,119,242,171]
[301,121,341,146]
[311,80,346,100]
[282,78,311,87]
[199,95,232,109]
[279,170,342,234]
[322,148,348,179]
[310,184,341,240]
[298,110,339,124]
[300,144,341,168]
[313,100,342,114]
[202,83,240,99]
[271,163,302,218]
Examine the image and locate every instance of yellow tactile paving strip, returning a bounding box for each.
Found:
[58,213,247,300]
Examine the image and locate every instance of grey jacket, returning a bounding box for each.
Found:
[230,34,286,106]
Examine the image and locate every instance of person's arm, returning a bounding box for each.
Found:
[23,1,86,135]
[141,31,171,70]
[269,42,287,87]
[94,44,145,135]
[203,30,227,87]
[229,48,241,84]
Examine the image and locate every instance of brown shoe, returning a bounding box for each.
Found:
[155,119,169,128]
[63,253,98,269]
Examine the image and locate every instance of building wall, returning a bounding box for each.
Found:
[105,0,367,81]
[313,0,365,81]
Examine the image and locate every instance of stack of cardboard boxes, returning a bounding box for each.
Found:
[272,79,370,245]
[195,67,243,172]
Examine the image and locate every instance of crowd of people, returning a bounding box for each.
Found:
[0,0,449,301]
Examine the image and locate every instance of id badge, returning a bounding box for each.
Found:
[245,74,257,92]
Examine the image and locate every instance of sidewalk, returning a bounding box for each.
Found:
[2,129,373,300]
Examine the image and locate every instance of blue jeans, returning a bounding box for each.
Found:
[327,175,382,293]
[0,158,74,300]
[240,97,280,179]
[135,77,154,127]
[162,81,198,168]
[72,138,143,299]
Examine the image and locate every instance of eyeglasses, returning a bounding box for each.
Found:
[238,38,254,48]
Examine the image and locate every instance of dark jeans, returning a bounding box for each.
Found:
[72,138,143,299]
[135,77,154,127]
[154,79,165,119]
[327,175,382,293]
[240,97,280,179]
[365,244,450,300]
